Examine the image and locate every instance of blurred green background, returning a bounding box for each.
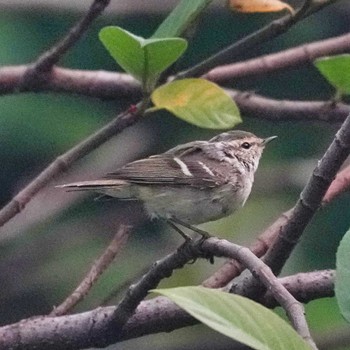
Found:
[0,1,350,349]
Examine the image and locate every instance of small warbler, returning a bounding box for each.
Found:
[58,130,276,238]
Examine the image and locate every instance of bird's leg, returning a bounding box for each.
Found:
[169,217,212,239]
[166,218,214,264]
[166,219,198,264]
[166,219,192,242]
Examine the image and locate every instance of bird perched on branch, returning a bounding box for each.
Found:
[58,130,276,239]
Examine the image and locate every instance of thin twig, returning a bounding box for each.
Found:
[204,32,350,83]
[50,225,131,317]
[0,106,144,230]
[203,209,292,288]
[19,0,110,90]
[176,0,332,79]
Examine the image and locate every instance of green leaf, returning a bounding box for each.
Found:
[99,27,145,82]
[152,0,212,38]
[150,78,241,129]
[99,26,187,91]
[335,227,350,322]
[314,54,350,95]
[142,37,187,89]
[153,286,310,350]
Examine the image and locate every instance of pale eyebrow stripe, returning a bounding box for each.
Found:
[197,161,215,177]
[173,157,193,177]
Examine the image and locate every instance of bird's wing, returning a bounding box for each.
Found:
[165,141,209,156]
[106,153,223,188]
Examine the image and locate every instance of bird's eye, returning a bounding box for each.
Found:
[241,142,251,149]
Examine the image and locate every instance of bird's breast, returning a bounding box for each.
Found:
[139,180,252,225]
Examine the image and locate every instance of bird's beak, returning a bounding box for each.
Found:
[262,135,278,145]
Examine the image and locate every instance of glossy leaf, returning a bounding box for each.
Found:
[150,78,241,129]
[335,228,350,322]
[153,0,212,38]
[153,286,310,350]
[228,0,294,13]
[99,26,187,91]
[314,54,350,95]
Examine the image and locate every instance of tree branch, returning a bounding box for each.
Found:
[50,225,131,317]
[0,106,143,230]
[2,64,348,121]
[228,89,349,122]
[264,112,350,272]
[0,65,141,98]
[203,209,292,288]
[2,64,348,122]
[19,0,110,90]
[262,269,335,307]
[101,240,209,346]
[204,32,350,83]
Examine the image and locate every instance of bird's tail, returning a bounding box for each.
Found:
[56,179,132,199]
[56,179,127,190]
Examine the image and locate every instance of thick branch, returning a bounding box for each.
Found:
[1,65,348,122]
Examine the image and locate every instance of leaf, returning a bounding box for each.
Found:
[153,0,212,38]
[153,286,310,350]
[99,27,145,82]
[228,0,294,13]
[99,26,187,91]
[142,38,187,89]
[335,228,350,323]
[150,78,241,129]
[314,54,350,96]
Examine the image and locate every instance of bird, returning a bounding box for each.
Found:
[57,130,276,239]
